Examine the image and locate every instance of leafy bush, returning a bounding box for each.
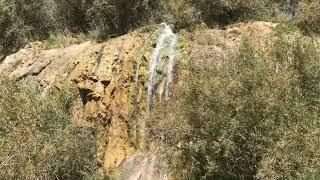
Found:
[0,0,310,58]
[53,0,90,32]
[0,78,97,179]
[86,0,166,37]
[189,0,273,25]
[0,0,162,53]
[0,0,56,57]
[296,0,320,34]
[148,30,320,179]
[44,34,69,49]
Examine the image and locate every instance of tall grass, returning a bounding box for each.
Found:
[296,0,320,34]
[0,78,97,179]
[148,29,320,179]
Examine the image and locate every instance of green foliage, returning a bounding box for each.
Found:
[157,0,195,30]
[0,78,97,179]
[189,0,286,25]
[44,34,68,49]
[296,0,320,34]
[0,0,56,56]
[0,0,161,54]
[53,0,90,32]
[149,31,320,179]
[1,0,319,58]
[86,0,164,36]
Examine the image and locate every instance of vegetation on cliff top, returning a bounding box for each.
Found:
[1,0,320,58]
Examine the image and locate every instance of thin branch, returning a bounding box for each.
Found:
[0,138,31,169]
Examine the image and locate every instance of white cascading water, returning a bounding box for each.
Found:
[147,23,178,110]
[165,33,177,101]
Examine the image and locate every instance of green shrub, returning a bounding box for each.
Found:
[0,0,56,57]
[148,31,320,179]
[53,0,90,32]
[44,34,68,49]
[296,0,320,34]
[157,0,196,30]
[0,78,97,179]
[189,0,275,25]
[0,0,307,59]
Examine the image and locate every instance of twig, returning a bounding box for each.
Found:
[0,138,31,169]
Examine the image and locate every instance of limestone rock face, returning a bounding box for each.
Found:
[69,32,151,172]
[0,41,92,94]
[0,30,153,175]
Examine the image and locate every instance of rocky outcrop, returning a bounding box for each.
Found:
[0,41,92,94]
[69,31,152,173]
[0,29,156,176]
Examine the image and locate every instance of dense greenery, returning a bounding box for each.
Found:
[297,0,320,34]
[0,78,97,179]
[1,0,320,58]
[149,28,320,179]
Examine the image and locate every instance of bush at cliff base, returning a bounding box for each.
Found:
[0,78,97,179]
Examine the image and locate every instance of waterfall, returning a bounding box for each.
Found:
[147,23,178,110]
[165,33,177,101]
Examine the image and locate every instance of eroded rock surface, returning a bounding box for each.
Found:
[69,32,152,173]
[0,30,154,176]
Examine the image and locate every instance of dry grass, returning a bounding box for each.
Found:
[0,78,98,179]
[297,0,320,34]
[148,27,320,179]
